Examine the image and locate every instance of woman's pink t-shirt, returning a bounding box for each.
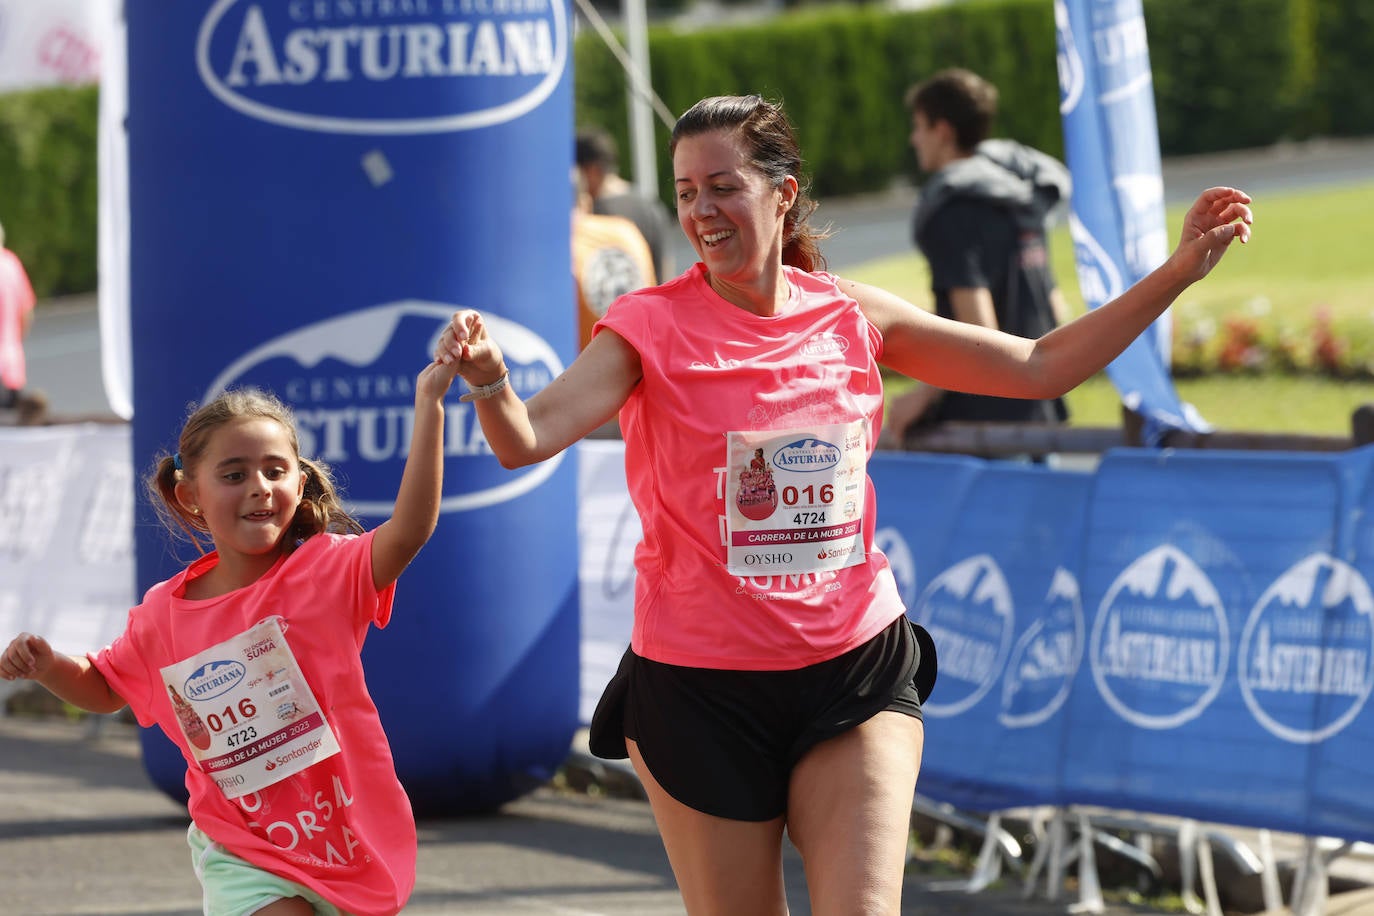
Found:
[594,263,907,670]
[91,531,415,916]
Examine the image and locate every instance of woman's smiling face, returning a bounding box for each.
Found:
[673,128,792,287]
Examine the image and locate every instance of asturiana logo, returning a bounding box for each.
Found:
[185,660,247,702]
[1090,545,1228,730]
[771,439,840,473]
[913,554,1015,718]
[196,0,568,134]
[1239,553,1374,744]
[999,567,1083,729]
[1053,0,1084,115]
[1068,213,1124,310]
[873,527,916,607]
[201,300,565,515]
[799,332,849,358]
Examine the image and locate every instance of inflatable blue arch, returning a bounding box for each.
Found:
[126,0,579,814]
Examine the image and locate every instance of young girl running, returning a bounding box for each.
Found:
[0,347,462,916]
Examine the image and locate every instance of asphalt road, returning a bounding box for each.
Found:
[1,715,1172,916]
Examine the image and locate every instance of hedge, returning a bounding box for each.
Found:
[1,0,1369,298]
[0,85,99,299]
[576,0,1374,202]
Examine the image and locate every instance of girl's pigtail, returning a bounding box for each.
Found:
[144,453,214,555]
[289,456,364,548]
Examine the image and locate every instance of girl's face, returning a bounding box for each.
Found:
[673,129,794,285]
[177,417,304,567]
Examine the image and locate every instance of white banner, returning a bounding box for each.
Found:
[0,425,134,658]
[1,427,639,723]
[576,440,638,723]
[0,0,105,93]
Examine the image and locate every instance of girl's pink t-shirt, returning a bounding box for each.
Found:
[594,263,907,670]
[91,531,415,916]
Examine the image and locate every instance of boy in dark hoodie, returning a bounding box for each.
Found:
[884,68,1073,443]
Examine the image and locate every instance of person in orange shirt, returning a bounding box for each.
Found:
[572,171,656,351]
[576,127,675,281]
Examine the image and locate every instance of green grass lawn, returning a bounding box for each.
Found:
[845,181,1374,436]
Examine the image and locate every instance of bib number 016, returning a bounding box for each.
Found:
[205,698,257,733]
[781,484,833,506]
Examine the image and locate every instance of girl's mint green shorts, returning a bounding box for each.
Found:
[187,824,346,916]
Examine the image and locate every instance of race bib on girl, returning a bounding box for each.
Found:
[725,421,867,576]
[160,617,340,799]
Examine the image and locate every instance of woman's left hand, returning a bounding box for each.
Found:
[1169,186,1253,284]
[434,310,507,385]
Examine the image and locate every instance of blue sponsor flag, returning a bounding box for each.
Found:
[1054,0,1210,445]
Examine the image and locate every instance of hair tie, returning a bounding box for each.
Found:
[173,453,183,471]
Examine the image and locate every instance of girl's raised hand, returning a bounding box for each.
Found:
[0,633,55,681]
[435,310,506,383]
[1170,186,1254,284]
[416,354,461,402]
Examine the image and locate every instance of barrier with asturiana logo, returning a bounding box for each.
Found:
[867,447,1374,839]
[7,427,1374,839]
[582,441,1374,840]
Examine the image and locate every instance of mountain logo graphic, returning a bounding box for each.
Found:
[1000,567,1083,729]
[874,527,917,608]
[912,554,1014,719]
[1239,552,1374,744]
[184,660,247,703]
[1090,544,1228,730]
[201,300,565,516]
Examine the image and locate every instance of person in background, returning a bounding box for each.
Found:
[437,94,1251,914]
[576,126,676,281]
[572,170,656,351]
[883,67,1074,446]
[0,218,46,424]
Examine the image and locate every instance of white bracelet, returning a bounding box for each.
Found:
[459,371,509,402]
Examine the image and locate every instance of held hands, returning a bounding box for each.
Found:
[434,310,507,392]
[0,633,55,682]
[416,343,462,403]
[1168,187,1254,285]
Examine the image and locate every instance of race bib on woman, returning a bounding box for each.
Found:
[724,421,867,576]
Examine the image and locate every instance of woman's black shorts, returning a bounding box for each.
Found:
[588,615,937,822]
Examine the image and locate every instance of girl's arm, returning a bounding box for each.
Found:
[370,357,462,590]
[435,311,642,469]
[0,633,127,714]
[854,187,1252,396]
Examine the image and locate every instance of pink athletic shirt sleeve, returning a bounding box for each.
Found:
[90,531,415,916]
[592,263,908,670]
